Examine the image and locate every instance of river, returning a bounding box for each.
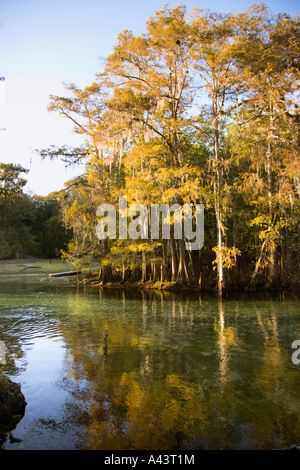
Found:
[0,274,299,450]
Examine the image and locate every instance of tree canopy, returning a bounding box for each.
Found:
[38,3,300,294]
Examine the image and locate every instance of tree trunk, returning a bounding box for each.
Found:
[169,236,178,282]
[122,262,126,282]
[102,238,112,282]
[213,103,224,297]
[141,251,147,282]
[216,209,224,296]
[177,237,192,284]
[250,239,266,286]
[267,108,279,287]
[160,240,168,282]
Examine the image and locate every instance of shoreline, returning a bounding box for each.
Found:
[77,277,299,298]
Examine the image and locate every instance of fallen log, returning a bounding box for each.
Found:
[49,266,100,277]
[17,265,42,272]
[49,270,82,277]
[17,264,41,267]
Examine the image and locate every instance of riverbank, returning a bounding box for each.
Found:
[78,276,299,298]
[0,259,69,275]
[1,258,299,297]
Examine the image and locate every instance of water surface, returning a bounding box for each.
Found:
[0,274,300,450]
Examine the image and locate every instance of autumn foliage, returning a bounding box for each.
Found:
[40,4,300,294]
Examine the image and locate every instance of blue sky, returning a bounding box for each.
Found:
[1,0,299,195]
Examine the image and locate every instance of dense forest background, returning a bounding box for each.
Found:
[0,163,71,259]
[2,3,300,295]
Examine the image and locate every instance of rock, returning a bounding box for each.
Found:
[0,374,26,449]
[9,432,23,443]
[281,444,300,450]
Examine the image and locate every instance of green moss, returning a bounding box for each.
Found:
[0,373,12,395]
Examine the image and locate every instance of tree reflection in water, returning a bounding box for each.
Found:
[57,289,300,450]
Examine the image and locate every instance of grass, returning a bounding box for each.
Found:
[0,259,71,275]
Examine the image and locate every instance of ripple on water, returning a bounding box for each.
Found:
[0,281,300,450]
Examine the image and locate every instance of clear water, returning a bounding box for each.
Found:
[0,274,300,450]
